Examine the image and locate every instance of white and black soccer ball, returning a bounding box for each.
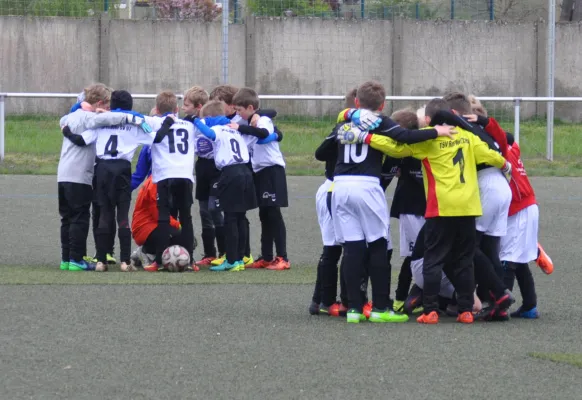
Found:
[162,245,190,272]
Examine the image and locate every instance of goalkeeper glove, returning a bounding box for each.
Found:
[125,113,153,134]
[337,124,369,145]
[501,161,512,183]
[350,109,382,131]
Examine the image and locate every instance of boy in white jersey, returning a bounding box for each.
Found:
[142,91,198,272]
[192,101,258,271]
[229,88,290,271]
[63,90,157,272]
[58,84,146,272]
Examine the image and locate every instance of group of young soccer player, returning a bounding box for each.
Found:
[309,81,554,324]
[57,83,290,274]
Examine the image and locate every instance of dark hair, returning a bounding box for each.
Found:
[424,98,450,119]
[443,92,472,114]
[506,131,515,145]
[110,90,133,111]
[356,81,385,111]
[391,109,419,130]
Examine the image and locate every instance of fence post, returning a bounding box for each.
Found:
[221,0,229,84]
[489,0,494,20]
[361,0,365,19]
[513,98,520,144]
[547,0,556,161]
[0,94,5,162]
[451,0,455,19]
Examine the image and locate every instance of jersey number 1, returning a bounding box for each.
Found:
[452,148,465,183]
[343,143,368,164]
[164,129,189,155]
[104,135,118,157]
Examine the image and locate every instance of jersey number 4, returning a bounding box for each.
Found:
[163,129,189,155]
[453,148,466,183]
[104,135,118,157]
[343,143,368,164]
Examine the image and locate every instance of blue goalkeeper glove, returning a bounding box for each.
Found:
[116,110,153,134]
[348,109,382,131]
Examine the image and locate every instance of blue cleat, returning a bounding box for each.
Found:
[68,260,96,271]
[210,260,239,272]
[510,306,539,319]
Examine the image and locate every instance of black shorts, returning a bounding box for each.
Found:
[157,178,194,212]
[216,164,257,213]
[94,159,131,207]
[254,165,288,208]
[195,157,221,201]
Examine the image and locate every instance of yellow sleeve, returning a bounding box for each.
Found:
[368,134,415,158]
[337,108,351,123]
[471,135,506,168]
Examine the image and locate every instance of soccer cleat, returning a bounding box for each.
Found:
[196,256,216,267]
[120,262,138,272]
[229,261,245,272]
[247,257,273,269]
[393,300,405,313]
[457,311,474,324]
[243,255,254,267]
[369,308,410,323]
[362,301,373,319]
[210,260,239,272]
[187,263,201,272]
[144,261,161,272]
[210,255,226,266]
[404,286,424,315]
[84,255,97,263]
[329,303,348,317]
[106,253,117,265]
[95,262,107,272]
[130,248,143,269]
[309,302,320,315]
[266,257,291,270]
[536,244,554,275]
[490,309,510,322]
[346,309,367,324]
[510,306,539,319]
[68,260,95,271]
[60,261,69,271]
[417,311,439,324]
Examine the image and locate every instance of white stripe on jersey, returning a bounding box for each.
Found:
[151,119,197,184]
[243,116,285,172]
[82,123,155,162]
[212,125,250,170]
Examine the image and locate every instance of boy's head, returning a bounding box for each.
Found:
[155,91,179,116]
[110,90,133,111]
[232,88,260,120]
[443,91,472,115]
[424,98,451,126]
[183,86,208,116]
[200,100,226,118]
[84,83,112,110]
[468,94,488,116]
[209,85,239,116]
[355,81,385,112]
[344,87,358,109]
[391,108,419,130]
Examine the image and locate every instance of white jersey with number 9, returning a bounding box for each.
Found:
[212,125,250,170]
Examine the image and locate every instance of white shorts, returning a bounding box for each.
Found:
[500,204,539,263]
[476,168,512,236]
[332,176,389,243]
[410,258,455,299]
[315,179,338,246]
[398,214,425,257]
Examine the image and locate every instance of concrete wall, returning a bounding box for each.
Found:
[0,16,581,120]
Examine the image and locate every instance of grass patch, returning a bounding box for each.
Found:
[0,265,318,285]
[2,115,582,176]
[528,352,582,369]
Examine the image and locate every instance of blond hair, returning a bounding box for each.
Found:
[209,85,239,105]
[468,94,488,117]
[200,100,226,118]
[184,86,209,107]
[84,83,112,105]
[356,81,385,111]
[155,91,178,115]
[232,88,259,110]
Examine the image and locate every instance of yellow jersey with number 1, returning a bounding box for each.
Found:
[364,127,506,218]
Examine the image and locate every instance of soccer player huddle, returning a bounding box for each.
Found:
[57,84,290,274]
[309,80,554,324]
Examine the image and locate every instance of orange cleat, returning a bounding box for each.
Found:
[144,261,161,272]
[362,301,373,319]
[457,311,474,324]
[417,311,439,324]
[328,303,348,317]
[266,257,291,271]
[247,258,273,269]
[536,243,554,275]
[190,263,200,272]
[196,256,216,267]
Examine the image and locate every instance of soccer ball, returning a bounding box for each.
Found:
[162,245,191,272]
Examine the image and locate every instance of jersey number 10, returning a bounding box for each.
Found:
[343,143,368,164]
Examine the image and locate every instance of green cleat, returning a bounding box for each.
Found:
[369,308,410,323]
[60,261,69,271]
[393,300,405,313]
[346,309,367,324]
[106,253,117,265]
[229,261,245,272]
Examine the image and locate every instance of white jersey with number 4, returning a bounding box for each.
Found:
[212,125,250,170]
[82,124,155,162]
[150,118,197,184]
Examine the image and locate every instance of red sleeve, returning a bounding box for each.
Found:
[484,117,508,158]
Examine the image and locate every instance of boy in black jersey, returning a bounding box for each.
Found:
[332,81,454,324]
